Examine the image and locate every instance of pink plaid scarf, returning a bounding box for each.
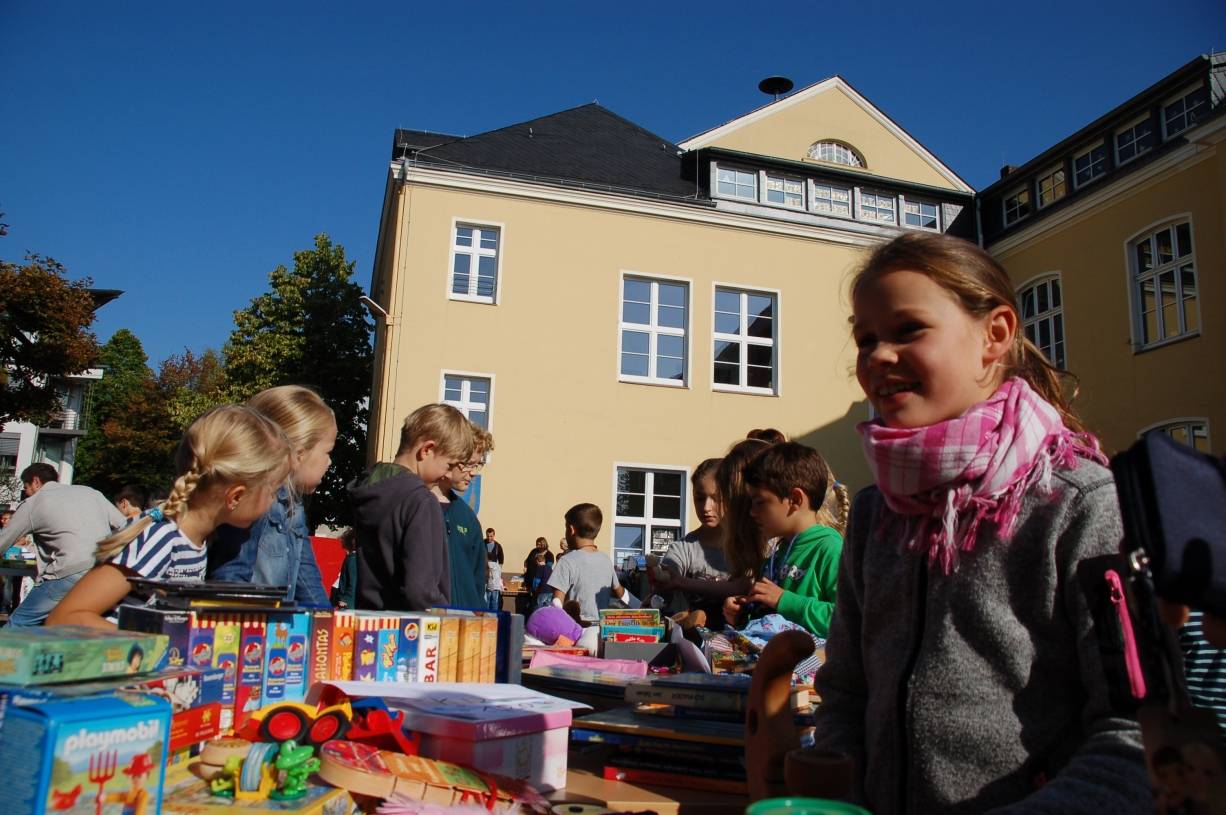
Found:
[857,377,1107,574]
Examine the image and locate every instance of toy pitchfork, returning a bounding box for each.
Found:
[88,750,117,815]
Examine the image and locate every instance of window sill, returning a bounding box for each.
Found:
[1132,330,1200,355]
[618,377,688,389]
[449,294,497,306]
[713,384,778,397]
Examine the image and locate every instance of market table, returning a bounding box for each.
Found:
[550,747,748,815]
[0,559,35,615]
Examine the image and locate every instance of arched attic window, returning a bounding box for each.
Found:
[807,141,865,168]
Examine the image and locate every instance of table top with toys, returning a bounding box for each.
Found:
[0,589,833,815]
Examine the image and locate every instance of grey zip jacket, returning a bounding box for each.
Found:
[812,461,1150,814]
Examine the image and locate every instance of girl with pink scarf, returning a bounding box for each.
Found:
[810,233,1148,814]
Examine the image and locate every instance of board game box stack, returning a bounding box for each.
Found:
[0,626,178,815]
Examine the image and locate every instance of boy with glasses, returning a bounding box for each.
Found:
[433,425,493,609]
[349,404,474,611]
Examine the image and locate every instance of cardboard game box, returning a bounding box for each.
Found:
[0,691,172,815]
[0,626,170,686]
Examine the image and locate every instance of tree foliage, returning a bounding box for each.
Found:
[159,347,228,429]
[75,330,178,497]
[0,254,99,426]
[224,234,373,529]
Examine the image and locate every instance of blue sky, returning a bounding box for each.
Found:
[2,1,1222,366]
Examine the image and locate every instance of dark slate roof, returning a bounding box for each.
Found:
[392,104,699,201]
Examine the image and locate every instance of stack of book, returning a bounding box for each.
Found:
[570,672,813,794]
[598,608,663,644]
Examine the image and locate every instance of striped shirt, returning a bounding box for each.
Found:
[1179,611,1226,735]
[112,519,207,583]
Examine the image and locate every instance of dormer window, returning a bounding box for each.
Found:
[807,141,865,168]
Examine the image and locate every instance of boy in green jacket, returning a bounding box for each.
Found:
[724,442,843,637]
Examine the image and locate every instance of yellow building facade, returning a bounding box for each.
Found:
[367,78,973,567]
[981,53,1224,458]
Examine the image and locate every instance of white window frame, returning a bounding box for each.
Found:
[764,173,805,209]
[858,188,897,224]
[1139,418,1212,453]
[711,283,781,396]
[1072,142,1108,189]
[715,165,758,201]
[809,180,853,218]
[1125,216,1200,351]
[439,370,495,434]
[617,272,691,387]
[1114,114,1154,166]
[1162,85,1209,140]
[901,196,941,232]
[1036,166,1067,209]
[611,462,690,563]
[447,219,504,305]
[807,141,865,168]
[1002,185,1032,226]
[1016,273,1066,370]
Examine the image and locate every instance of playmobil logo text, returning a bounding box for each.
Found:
[64,719,162,754]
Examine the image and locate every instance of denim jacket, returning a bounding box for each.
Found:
[207,487,331,608]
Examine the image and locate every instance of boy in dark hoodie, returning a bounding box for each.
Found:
[348,404,475,611]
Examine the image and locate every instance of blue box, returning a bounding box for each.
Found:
[0,692,171,814]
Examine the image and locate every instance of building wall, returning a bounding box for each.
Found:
[371,175,877,567]
[991,137,1224,456]
[692,83,962,191]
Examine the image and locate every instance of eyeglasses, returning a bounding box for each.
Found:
[453,460,485,473]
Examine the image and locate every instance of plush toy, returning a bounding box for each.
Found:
[525,606,582,646]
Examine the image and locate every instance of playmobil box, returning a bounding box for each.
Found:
[0,691,171,814]
[0,626,170,686]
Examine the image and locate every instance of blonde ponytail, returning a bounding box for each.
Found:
[95,405,291,562]
[819,481,851,536]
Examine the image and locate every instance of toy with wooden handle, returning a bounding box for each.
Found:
[744,629,815,801]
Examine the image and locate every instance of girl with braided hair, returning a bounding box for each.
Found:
[48,405,292,629]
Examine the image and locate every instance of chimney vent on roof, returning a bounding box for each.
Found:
[758,76,794,101]
[1000,164,1019,178]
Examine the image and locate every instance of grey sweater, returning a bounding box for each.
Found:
[0,482,126,579]
[812,461,1150,815]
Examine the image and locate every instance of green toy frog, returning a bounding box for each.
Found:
[269,739,320,801]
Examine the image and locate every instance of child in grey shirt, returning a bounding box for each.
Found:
[547,503,625,624]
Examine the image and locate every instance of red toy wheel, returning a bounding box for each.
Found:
[307,710,350,745]
[259,707,309,743]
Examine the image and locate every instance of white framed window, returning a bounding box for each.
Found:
[810,181,852,217]
[1036,167,1067,209]
[619,275,689,386]
[613,465,687,564]
[1142,418,1212,454]
[1073,143,1108,188]
[1115,116,1154,165]
[902,198,940,231]
[807,141,865,168]
[712,286,778,394]
[716,167,758,200]
[1162,85,1209,139]
[858,189,897,224]
[449,222,501,303]
[440,372,493,430]
[765,174,804,208]
[1003,186,1032,226]
[1018,275,1065,369]
[1130,219,1198,348]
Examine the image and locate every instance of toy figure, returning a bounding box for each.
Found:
[99,753,154,815]
[209,756,243,798]
[269,740,320,801]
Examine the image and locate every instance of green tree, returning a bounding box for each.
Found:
[158,347,228,429]
[75,330,179,496]
[224,234,373,528]
[0,254,99,426]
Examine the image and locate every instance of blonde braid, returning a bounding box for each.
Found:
[161,466,202,521]
[831,482,850,536]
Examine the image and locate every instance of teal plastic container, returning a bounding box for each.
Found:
[746,798,871,815]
